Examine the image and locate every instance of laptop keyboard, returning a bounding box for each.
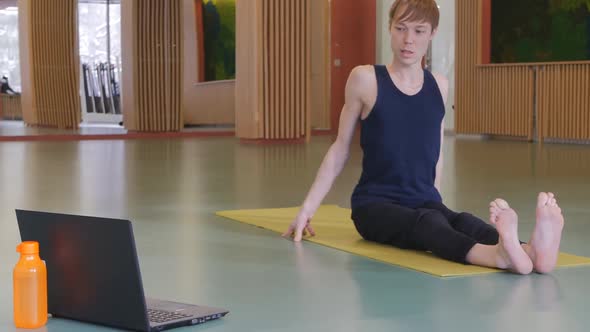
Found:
[148,308,192,323]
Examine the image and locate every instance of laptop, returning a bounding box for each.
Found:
[16,209,229,332]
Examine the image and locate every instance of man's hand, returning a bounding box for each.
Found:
[282,210,316,242]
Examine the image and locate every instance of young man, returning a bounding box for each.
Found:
[283,0,564,274]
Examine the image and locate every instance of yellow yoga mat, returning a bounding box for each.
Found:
[216,205,590,277]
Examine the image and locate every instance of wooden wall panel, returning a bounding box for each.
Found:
[456,0,590,142]
[537,64,590,141]
[0,94,22,120]
[21,0,80,128]
[261,0,310,139]
[236,0,311,140]
[476,66,534,138]
[132,0,183,132]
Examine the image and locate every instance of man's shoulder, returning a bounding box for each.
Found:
[429,71,449,103]
[350,64,376,79]
[430,71,448,89]
[348,65,377,92]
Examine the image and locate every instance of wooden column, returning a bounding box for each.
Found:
[18,0,80,128]
[121,0,183,132]
[236,0,312,141]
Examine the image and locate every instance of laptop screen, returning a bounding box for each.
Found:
[16,210,151,332]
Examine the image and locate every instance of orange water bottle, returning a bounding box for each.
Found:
[13,241,48,329]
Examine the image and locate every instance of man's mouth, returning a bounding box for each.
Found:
[401,49,415,57]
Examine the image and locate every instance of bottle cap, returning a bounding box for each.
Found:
[17,241,39,254]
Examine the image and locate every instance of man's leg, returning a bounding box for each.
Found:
[352,202,477,260]
[352,202,532,274]
[420,201,499,245]
[409,208,532,274]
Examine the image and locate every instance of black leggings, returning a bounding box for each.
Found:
[351,201,499,264]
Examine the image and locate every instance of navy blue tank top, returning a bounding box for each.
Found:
[351,65,445,209]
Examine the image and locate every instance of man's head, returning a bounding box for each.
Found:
[388,0,439,66]
[388,0,439,31]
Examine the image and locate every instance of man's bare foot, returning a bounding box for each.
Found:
[489,199,533,274]
[526,192,565,273]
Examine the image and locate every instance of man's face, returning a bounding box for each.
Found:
[389,13,436,66]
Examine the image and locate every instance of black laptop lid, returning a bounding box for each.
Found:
[16,209,150,332]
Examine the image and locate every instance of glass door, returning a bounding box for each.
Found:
[78,0,122,124]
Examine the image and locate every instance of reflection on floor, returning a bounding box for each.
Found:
[0,120,235,141]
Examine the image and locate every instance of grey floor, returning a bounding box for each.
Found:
[1,134,590,331]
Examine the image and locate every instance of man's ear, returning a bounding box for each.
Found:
[430,27,438,40]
